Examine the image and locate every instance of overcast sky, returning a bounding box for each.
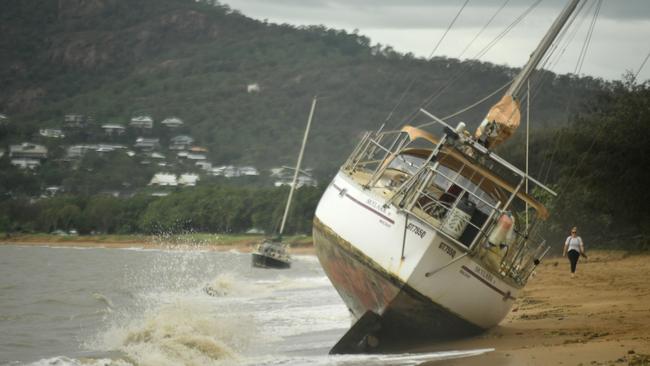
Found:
[223,0,650,81]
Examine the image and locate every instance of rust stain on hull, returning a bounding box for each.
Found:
[313,217,482,340]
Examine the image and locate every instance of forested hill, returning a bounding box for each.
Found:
[1,0,609,174]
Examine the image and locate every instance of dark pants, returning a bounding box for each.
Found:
[568,250,580,273]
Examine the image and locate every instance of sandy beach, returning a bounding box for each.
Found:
[2,239,648,365]
[420,250,650,365]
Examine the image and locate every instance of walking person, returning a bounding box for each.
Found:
[563,226,587,278]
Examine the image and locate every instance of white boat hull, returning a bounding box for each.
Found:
[313,171,520,338]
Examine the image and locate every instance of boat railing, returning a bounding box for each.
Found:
[344,130,409,176]
[341,126,550,285]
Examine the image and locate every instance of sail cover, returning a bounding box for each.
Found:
[474,95,521,148]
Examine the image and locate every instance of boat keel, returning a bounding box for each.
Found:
[330,310,383,354]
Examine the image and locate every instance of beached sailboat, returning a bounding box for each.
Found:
[313,0,581,353]
[252,97,318,269]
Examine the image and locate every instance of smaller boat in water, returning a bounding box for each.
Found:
[252,238,291,269]
[252,97,318,269]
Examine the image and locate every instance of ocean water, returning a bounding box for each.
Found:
[0,245,491,365]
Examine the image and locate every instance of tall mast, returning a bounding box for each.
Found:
[506,0,581,99]
[475,0,581,148]
[279,97,317,236]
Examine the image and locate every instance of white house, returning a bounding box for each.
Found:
[44,186,63,197]
[274,175,318,188]
[64,114,87,128]
[134,137,160,151]
[161,117,184,128]
[11,158,41,169]
[101,124,126,136]
[247,83,261,93]
[129,115,154,129]
[185,153,206,161]
[178,173,199,186]
[212,165,239,178]
[149,173,177,186]
[169,135,194,150]
[39,129,65,138]
[9,143,48,159]
[195,161,212,171]
[239,166,259,176]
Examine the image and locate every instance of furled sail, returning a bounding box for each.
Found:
[474,95,521,149]
[474,0,581,149]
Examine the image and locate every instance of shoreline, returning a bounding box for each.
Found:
[3,239,648,364]
[0,234,316,254]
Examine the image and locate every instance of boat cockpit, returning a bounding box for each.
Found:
[341,119,556,285]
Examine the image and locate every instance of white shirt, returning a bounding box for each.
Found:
[565,236,583,252]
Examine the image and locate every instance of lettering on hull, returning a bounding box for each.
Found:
[438,241,456,258]
[406,222,426,239]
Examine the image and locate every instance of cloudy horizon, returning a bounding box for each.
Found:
[222,0,650,81]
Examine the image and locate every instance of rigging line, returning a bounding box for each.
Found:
[513,0,591,104]
[457,0,510,60]
[519,0,590,111]
[402,0,543,124]
[633,51,650,81]
[416,79,513,128]
[508,1,591,182]
[428,0,471,59]
[554,124,606,200]
[538,1,598,183]
[544,1,606,189]
[574,0,602,75]
[384,0,470,128]
[471,0,542,61]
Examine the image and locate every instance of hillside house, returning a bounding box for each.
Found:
[149,152,166,160]
[11,158,41,169]
[95,144,126,153]
[9,143,48,160]
[101,124,126,136]
[39,129,65,138]
[212,165,238,178]
[66,144,125,158]
[185,153,207,161]
[189,146,208,153]
[195,161,212,171]
[67,145,92,158]
[271,166,317,188]
[169,135,194,150]
[274,175,318,188]
[178,174,199,186]
[247,83,261,93]
[64,114,89,128]
[129,115,154,129]
[149,173,177,186]
[134,137,160,151]
[161,117,184,128]
[44,186,63,197]
[239,166,259,176]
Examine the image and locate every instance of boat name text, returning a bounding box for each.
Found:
[474,265,496,285]
[438,242,456,258]
[366,198,388,214]
[407,223,427,239]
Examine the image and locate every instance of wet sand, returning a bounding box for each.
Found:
[421,251,650,365]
